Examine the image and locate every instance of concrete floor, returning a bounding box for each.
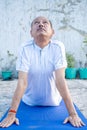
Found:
[0,79,87,119]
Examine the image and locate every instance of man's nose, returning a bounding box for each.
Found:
[39,22,44,27]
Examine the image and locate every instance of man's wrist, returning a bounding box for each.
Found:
[8,109,17,114]
[69,112,77,117]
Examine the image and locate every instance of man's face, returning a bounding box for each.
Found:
[30,17,54,39]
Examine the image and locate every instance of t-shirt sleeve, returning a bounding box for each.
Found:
[16,46,30,72]
[54,42,67,70]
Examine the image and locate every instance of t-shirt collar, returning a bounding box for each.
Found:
[33,40,51,51]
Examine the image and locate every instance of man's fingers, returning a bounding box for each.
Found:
[15,118,19,125]
[0,117,19,128]
[63,117,77,127]
[63,116,86,127]
[6,118,19,127]
[63,117,69,124]
[0,119,8,127]
[80,120,86,126]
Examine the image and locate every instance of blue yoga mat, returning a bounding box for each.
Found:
[0,100,87,130]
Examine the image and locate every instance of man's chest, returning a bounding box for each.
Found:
[29,50,55,74]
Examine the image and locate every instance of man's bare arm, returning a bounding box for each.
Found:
[55,68,85,127]
[0,71,28,128]
[10,71,28,111]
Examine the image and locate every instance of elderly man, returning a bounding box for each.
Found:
[0,16,85,128]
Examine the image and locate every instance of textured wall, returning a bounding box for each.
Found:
[0,0,87,67]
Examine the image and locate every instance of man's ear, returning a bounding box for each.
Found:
[50,29,55,38]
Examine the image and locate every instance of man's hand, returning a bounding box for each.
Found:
[63,114,85,127]
[0,113,19,128]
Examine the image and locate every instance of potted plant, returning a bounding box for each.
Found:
[1,51,17,80]
[79,37,87,79]
[65,53,77,79]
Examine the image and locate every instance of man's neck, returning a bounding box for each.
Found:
[34,37,50,48]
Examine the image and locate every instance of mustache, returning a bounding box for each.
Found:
[37,27,46,31]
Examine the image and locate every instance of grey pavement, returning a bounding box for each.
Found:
[0,79,87,119]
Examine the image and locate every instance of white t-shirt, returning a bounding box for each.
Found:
[16,40,67,106]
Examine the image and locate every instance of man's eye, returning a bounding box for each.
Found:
[43,21,48,24]
[34,21,39,24]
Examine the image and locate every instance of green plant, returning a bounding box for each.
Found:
[65,53,77,79]
[1,51,17,80]
[66,53,75,68]
[83,36,87,45]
